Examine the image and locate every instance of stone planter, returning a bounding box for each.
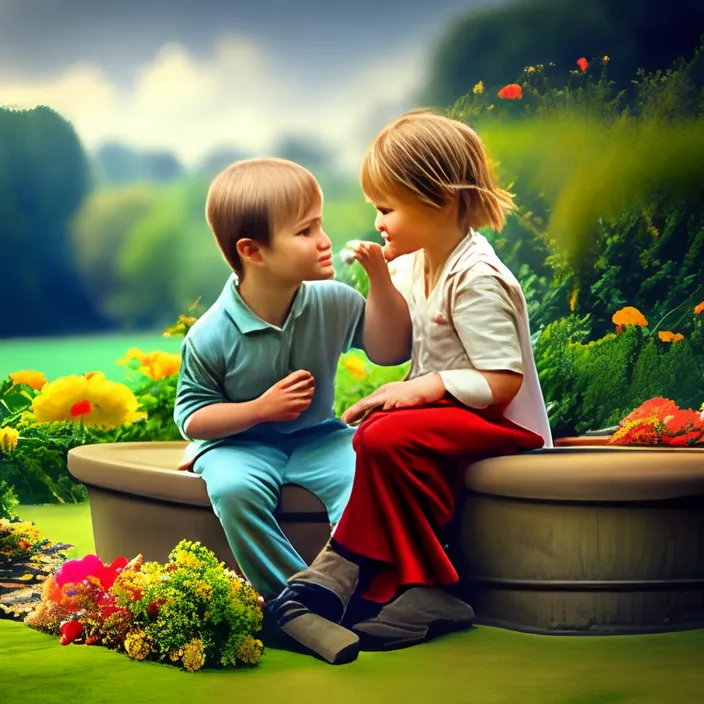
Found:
[454,446,704,634]
[67,442,331,573]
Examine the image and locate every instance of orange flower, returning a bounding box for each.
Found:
[603,56,610,63]
[577,57,589,72]
[498,83,523,100]
[9,370,47,391]
[694,301,704,315]
[612,306,648,331]
[138,352,181,381]
[658,331,684,343]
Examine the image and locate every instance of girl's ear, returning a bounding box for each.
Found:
[236,238,264,265]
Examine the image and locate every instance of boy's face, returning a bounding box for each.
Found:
[259,201,335,284]
[370,191,449,262]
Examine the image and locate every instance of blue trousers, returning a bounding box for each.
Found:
[193,420,355,598]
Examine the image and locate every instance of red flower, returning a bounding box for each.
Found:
[95,556,129,590]
[621,397,678,426]
[616,421,659,446]
[70,399,92,417]
[148,598,166,621]
[663,431,703,446]
[498,83,523,99]
[577,57,589,72]
[663,408,700,435]
[59,619,83,646]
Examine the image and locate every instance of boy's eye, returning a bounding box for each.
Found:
[297,227,311,236]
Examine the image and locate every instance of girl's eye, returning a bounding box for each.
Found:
[297,227,311,236]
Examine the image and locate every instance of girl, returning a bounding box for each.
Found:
[268,109,553,664]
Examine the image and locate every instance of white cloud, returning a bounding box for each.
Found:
[0,35,428,174]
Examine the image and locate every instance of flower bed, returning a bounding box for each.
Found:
[25,539,264,672]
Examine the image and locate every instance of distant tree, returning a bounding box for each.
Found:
[71,185,158,323]
[194,145,252,179]
[0,105,106,337]
[93,142,183,186]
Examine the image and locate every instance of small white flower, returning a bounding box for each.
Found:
[339,240,365,266]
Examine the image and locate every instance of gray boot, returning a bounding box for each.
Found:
[275,597,360,665]
[266,546,363,665]
[351,587,475,651]
[287,546,360,623]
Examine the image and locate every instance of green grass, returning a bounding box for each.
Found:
[5,503,704,703]
[16,503,96,559]
[0,332,182,382]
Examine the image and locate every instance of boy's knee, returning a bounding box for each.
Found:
[209,474,274,518]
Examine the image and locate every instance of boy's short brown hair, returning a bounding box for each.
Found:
[360,109,515,232]
[206,158,323,276]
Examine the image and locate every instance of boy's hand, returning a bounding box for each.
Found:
[341,373,446,425]
[256,370,315,422]
[349,241,394,288]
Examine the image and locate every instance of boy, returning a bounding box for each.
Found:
[173,158,411,605]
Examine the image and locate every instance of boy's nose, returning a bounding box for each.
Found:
[375,213,385,232]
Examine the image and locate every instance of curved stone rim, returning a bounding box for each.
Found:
[67,441,328,512]
[466,447,704,502]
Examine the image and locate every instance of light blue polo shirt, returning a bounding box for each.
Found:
[174,274,367,466]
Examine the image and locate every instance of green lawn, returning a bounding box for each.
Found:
[3,503,703,703]
[0,332,181,382]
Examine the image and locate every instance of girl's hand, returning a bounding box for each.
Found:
[347,241,394,288]
[341,373,446,425]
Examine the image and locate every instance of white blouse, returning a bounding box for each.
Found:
[388,231,553,448]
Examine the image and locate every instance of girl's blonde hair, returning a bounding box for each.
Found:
[360,109,515,232]
[206,158,322,275]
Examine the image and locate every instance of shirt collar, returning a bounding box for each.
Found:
[220,274,309,334]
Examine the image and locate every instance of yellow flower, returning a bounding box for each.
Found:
[182,638,206,672]
[138,352,181,381]
[9,370,47,391]
[163,315,197,338]
[569,288,578,312]
[658,331,684,343]
[31,372,146,428]
[116,348,144,365]
[237,635,263,665]
[487,104,494,111]
[527,66,536,73]
[0,427,19,454]
[342,355,367,380]
[473,80,484,94]
[603,56,610,63]
[124,629,151,661]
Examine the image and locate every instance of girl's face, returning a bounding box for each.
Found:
[369,190,457,262]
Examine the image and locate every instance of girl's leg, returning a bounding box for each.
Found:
[336,401,543,603]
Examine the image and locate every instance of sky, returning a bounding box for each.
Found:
[0,0,509,173]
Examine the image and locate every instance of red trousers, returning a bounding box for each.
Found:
[333,399,544,603]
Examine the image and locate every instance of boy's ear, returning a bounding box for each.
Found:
[236,238,264,265]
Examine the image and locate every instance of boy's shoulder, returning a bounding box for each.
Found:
[182,297,239,356]
[304,279,364,305]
